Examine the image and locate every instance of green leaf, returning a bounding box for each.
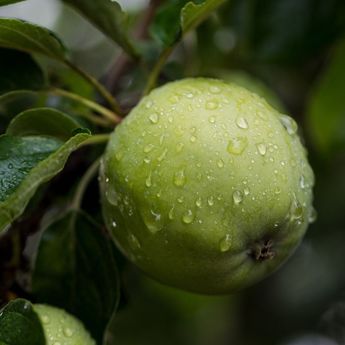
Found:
[225,0,345,64]
[150,0,186,47]
[0,18,66,61]
[6,108,82,140]
[307,40,345,154]
[62,0,137,58]
[0,132,90,232]
[151,0,225,47]
[0,0,25,5]
[0,136,62,202]
[32,210,120,345]
[0,49,46,95]
[181,0,226,33]
[0,299,45,345]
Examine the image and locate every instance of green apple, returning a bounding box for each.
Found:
[34,304,95,345]
[100,78,314,294]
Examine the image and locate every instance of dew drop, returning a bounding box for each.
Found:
[195,197,202,208]
[145,171,152,187]
[209,85,221,94]
[257,110,267,120]
[157,148,168,162]
[174,169,186,187]
[236,117,248,129]
[299,175,306,189]
[190,135,197,143]
[274,187,281,195]
[182,209,195,224]
[145,100,153,109]
[207,196,214,206]
[290,195,304,223]
[144,210,164,234]
[149,113,159,124]
[143,157,151,164]
[128,234,141,251]
[219,234,232,252]
[112,220,117,228]
[144,143,154,153]
[308,206,317,223]
[41,315,50,324]
[169,95,180,104]
[244,187,250,196]
[232,190,243,205]
[208,116,216,123]
[217,159,224,168]
[63,328,73,337]
[227,137,248,155]
[177,196,184,203]
[280,115,298,135]
[168,206,175,220]
[206,100,219,110]
[257,143,267,156]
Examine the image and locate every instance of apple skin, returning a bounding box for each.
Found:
[34,304,95,345]
[100,78,314,295]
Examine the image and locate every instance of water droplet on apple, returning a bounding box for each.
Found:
[227,137,248,155]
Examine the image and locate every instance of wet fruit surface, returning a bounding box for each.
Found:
[34,304,95,345]
[100,78,314,294]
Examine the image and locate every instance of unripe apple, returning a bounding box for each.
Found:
[100,78,314,294]
[34,304,95,345]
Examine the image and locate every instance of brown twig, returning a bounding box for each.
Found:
[106,0,163,96]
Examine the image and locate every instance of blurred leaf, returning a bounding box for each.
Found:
[151,0,225,47]
[225,0,345,64]
[0,299,45,345]
[0,49,45,96]
[181,0,226,33]
[6,108,82,140]
[0,90,37,104]
[52,68,94,99]
[321,301,345,345]
[32,210,120,345]
[0,18,66,61]
[307,40,345,154]
[62,0,137,58]
[0,0,25,5]
[0,132,90,232]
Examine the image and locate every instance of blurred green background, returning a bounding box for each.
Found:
[1,0,345,344]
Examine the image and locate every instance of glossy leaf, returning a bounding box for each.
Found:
[0,18,66,61]
[0,0,25,5]
[6,108,82,140]
[0,132,90,232]
[150,0,186,47]
[0,136,62,203]
[32,210,120,345]
[0,299,45,345]
[0,49,45,95]
[307,40,345,153]
[151,0,225,47]
[62,0,137,58]
[181,0,226,33]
